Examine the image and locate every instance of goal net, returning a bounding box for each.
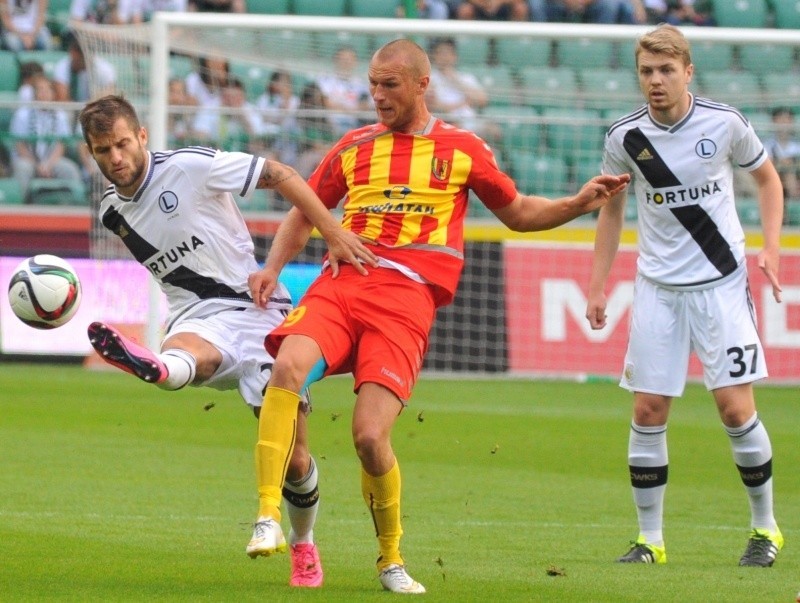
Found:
[70,15,800,382]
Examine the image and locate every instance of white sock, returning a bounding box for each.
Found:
[629,423,668,546]
[157,349,196,390]
[725,413,777,531]
[283,456,320,545]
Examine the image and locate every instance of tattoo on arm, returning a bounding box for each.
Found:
[258,161,298,188]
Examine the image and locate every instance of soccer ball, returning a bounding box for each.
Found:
[7,255,82,329]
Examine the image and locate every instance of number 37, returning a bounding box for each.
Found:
[727,344,759,378]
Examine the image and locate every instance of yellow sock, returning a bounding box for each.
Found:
[255,386,300,522]
[362,460,404,570]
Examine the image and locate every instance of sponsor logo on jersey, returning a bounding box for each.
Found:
[645,180,722,205]
[383,185,412,200]
[636,148,654,161]
[358,201,434,215]
[146,236,205,274]
[158,191,179,213]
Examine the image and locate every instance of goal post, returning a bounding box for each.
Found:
[70,16,800,382]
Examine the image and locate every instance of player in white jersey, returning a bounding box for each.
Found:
[77,95,378,588]
[585,25,785,567]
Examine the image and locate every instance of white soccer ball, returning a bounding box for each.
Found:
[7,255,82,330]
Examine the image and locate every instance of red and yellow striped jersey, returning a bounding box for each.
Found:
[308,118,517,306]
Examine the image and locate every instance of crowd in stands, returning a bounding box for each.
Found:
[0,0,798,219]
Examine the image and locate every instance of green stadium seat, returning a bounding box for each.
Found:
[464,65,516,107]
[571,149,604,188]
[785,203,800,226]
[260,30,317,60]
[772,0,800,28]
[518,66,578,110]
[543,107,605,161]
[736,199,761,226]
[46,0,71,36]
[0,51,19,93]
[579,68,640,113]
[739,44,795,75]
[450,35,490,66]
[511,152,569,197]
[246,0,290,14]
[495,37,551,70]
[316,31,374,61]
[15,50,68,79]
[230,61,270,101]
[689,42,734,72]
[711,0,768,27]
[556,38,614,70]
[27,178,87,206]
[762,74,800,113]
[0,177,24,205]
[697,71,762,112]
[481,105,541,155]
[293,0,346,16]
[349,0,396,17]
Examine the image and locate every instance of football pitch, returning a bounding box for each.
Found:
[1,363,797,602]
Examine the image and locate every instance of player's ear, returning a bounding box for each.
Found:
[139,126,148,145]
[685,63,694,84]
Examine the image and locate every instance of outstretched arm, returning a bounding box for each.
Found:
[257,159,377,277]
[491,174,630,232]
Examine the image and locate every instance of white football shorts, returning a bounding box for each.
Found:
[166,302,305,410]
[621,265,767,396]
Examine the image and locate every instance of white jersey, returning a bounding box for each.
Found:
[98,147,292,326]
[603,94,767,287]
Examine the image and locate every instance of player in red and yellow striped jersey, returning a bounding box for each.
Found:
[246,38,630,594]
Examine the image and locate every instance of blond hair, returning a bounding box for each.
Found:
[635,24,692,68]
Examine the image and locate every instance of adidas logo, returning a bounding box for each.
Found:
[637,148,653,161]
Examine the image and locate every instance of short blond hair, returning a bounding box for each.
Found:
[635,24,692,68]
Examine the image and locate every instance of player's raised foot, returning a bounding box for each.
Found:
[616,537,666,564]
[739,528,783,567]
[246,517,287,558]
[87,322,167,384]
[379,564,426,594]
[289,543,323,587]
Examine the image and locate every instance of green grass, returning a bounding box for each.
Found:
[0,363,797,602]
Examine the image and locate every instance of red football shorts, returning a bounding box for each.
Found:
[265,265,436,401]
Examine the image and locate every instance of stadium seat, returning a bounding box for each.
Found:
[349,0,396,17]
[571,149,604,188]
[465,65,516,106]
[711,0,768,28]
[0,51,19,93]
[450,35,491,66]
[246,0,290,14]
[689,42,735,72]
[316,31,373,61]
[495,37,551,70]
[736,199,761,226]
[556,38,614,70]
[697,71,762,112]
[762,74,800,113]
[26,178,87,206]
[46,0,71,36]
[579,68,640,113]
[785,203,800,226]
[518,66,578,110]
[293,0,346,16]
[772,0,800,28]
[230,61,270,101]
[0,177,24,205]
[15,50,69,79]
[260,30,317,60]
[739,44,795,75]
[543,107,605,160]
[511,152,569,197]
[481,105,541,155]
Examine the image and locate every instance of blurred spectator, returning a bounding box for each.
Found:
[315,46,371,137]
[764,107,800,201]
[69,0,142,24]
[426,37,489,133]
[144,0,187,19]
[0,0,54,51]
[396,0,450,18]
[10,73,82,201]
[53,32,117,102]
[638,0,714,26]
[167,76,197,145]
[185,55,228,107]
[188,0,244,12]
[453,0,529,20]
[18,60,45,102]
[256,70,301,164]
[294,82,335,181]
[533,0,640,23]
[192,77,266,154]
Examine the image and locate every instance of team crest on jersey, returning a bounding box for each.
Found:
[431,157,451,181]
[159,191,179,213]
[695,139,717,159]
